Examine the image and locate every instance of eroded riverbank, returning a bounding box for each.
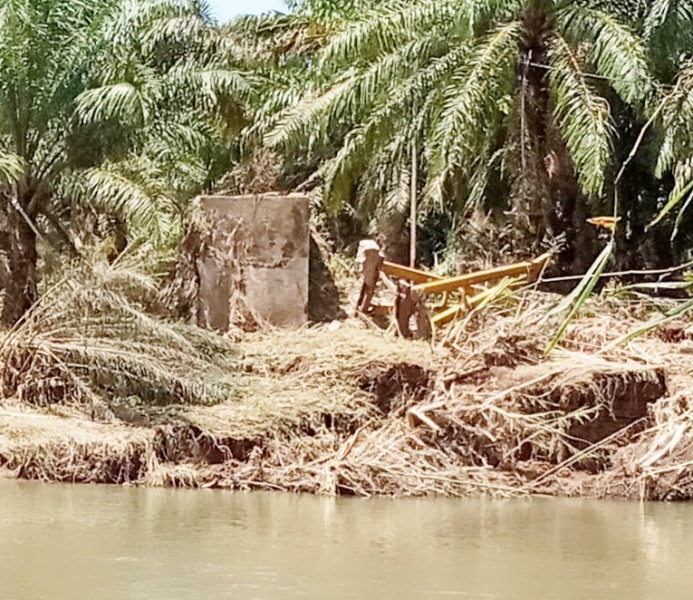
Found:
[3,311,693,500]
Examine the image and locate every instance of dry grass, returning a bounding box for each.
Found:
[0,402,153,483]
[0,257,237,412]
[3,266,693,500]
[178,324,437,437]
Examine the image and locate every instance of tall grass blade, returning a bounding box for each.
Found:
[546,240,613,355]
[650,179,693,227]
[603,297,693,351]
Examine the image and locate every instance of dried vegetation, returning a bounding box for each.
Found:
[3,259,693,501]
[0,253,237,412]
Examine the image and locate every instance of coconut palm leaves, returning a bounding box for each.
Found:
[264,0,652,227]
[0,0,254,323]
[638,0,693,228]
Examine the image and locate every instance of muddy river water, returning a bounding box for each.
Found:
[2,481,693,599]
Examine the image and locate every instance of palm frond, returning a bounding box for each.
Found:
[362,157,412,225]
[644,0,677,37]
[426,21,521,210]
[651,156,693,226]
[1,257,237,408]
[142,13,211,51]
[644,0,693,75]
[194,66,256,105]
[549,34,614,199]
[164,60,255,102]
[265,78,351,150]
[242,78,309,148]
[672,155,693,204]
[455,0,524,35]
[0,151,25,185]
[224,12,328,62]
[319,44,471,212]
[100,0,202,49]
[655,61,693,177]
[75,82,154,125]
[62,166,174,240]
[266,34,445,152]
[557,5,652,106]
[319,0,460,69]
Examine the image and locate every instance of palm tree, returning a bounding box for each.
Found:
[638,0,693,235]
[0,0,251,325]
[266,0,652,263]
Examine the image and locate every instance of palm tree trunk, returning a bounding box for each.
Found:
[1,192,38,326]
[513,7,552,247]
[378,211,410,265]
[513,3,600,276]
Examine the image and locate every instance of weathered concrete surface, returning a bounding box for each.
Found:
[195,193,310,329]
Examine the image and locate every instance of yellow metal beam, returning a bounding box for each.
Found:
[430,276,530,326]
[430,304,463,326]
[413,253,550,296]
[382,261,443,284]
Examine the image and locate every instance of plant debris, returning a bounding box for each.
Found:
[3,266,693,501]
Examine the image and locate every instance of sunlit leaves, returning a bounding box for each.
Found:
[556,5,652,106]
[426,21,521,210]
[549,35,613,199]
[320,44,470,213]
[265,0,653,224]
[0,0,253,249]
[76,82,153,126]
[0,152,25,185]
[62,165,173,241]
[319,0,458,68]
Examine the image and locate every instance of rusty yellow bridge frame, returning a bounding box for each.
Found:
[357,245,550,337]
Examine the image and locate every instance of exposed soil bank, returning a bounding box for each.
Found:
[3,318,693,500]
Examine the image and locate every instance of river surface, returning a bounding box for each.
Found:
[2,481,693,599]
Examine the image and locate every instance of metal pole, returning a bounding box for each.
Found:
[410,140,417,268]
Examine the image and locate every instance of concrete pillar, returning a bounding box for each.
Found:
[193,193,310,329]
